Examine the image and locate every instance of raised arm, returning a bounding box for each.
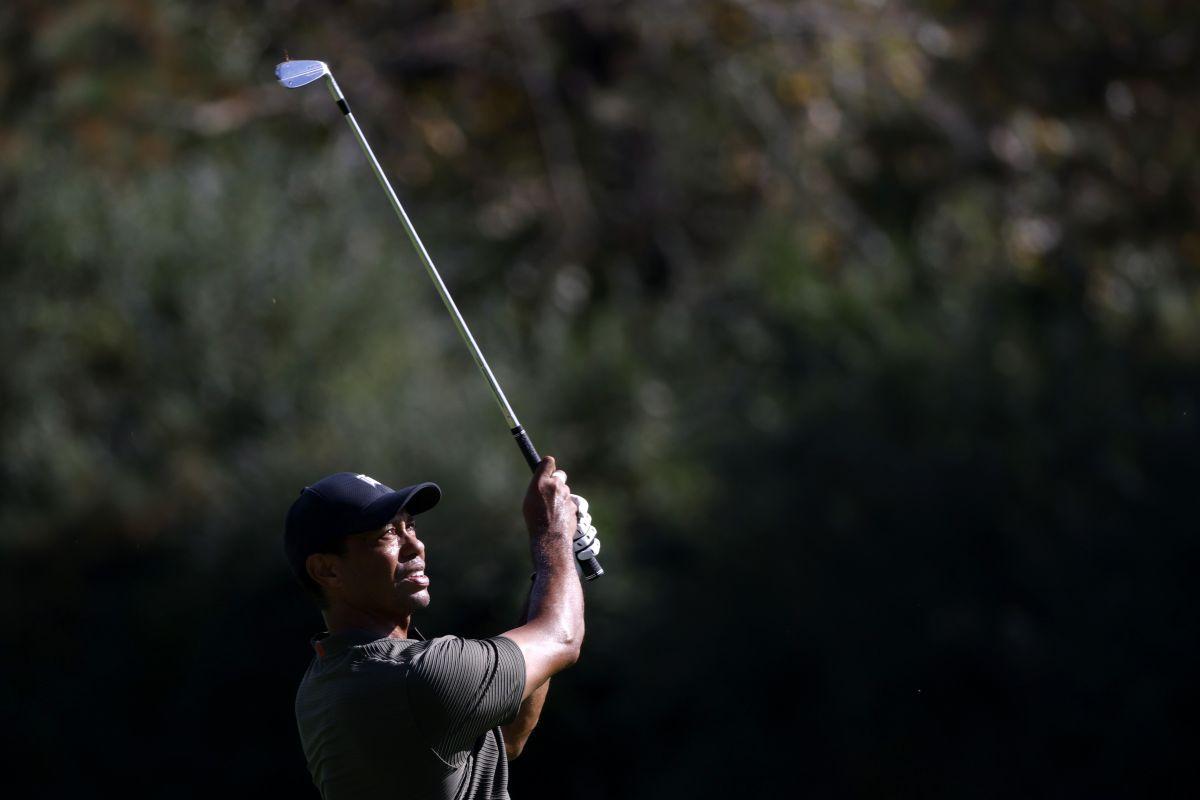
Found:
[499,580,552,759]
[501,456,585,702]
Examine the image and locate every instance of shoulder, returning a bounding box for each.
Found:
[404,636,526,761]
[404,636,524,703]
[338,634,517,673]
[407,635,523,673]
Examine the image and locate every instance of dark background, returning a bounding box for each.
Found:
[2,1,1198,797]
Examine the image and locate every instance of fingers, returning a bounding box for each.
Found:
[533,460,600,553]
[524,456,582,539]
[535,457,569,497]
[570,492,601,561]
[574,529,601,560]
[537,456,568,489]
[573,524,596,549]
[542,459,572,497]
[570,494,590,531]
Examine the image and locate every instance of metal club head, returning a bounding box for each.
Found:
[275,59,330,89]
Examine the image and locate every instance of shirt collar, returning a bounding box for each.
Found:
[311,626,426,659]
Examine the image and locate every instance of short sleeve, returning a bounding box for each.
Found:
[406,635,526,761]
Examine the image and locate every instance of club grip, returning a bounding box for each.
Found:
[511,426,605,581]
[511,425,542,471]
[579,555,605,581]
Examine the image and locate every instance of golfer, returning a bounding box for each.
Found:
[284,456,599,799]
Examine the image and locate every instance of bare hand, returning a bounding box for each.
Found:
[522,456,577,543]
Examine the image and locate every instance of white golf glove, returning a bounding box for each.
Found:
[570,493,601,562]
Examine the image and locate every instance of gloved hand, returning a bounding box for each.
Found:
[570,493,601,563]
[551,469,602,567]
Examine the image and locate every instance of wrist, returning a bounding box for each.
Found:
[530,541,573,573]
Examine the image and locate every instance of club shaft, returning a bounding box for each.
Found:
[320,74,603,581]
[324,76,521,429]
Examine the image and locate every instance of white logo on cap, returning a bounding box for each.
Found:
[355,474,383,489]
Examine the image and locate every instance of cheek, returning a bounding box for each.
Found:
[379,546,401,576]
[343,548,398,588]
[377,544,402,578]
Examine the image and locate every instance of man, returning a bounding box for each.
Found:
[283,456,599,800]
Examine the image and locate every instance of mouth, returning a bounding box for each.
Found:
[399,566,430,588]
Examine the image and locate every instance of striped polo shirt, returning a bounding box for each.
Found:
[295,628,526,799]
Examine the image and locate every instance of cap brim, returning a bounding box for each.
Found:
[359,482,442,532]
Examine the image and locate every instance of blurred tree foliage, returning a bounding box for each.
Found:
[1,1,1197,797]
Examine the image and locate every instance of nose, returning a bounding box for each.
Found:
[399,528,424,560]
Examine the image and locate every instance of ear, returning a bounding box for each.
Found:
[306,552,343,595]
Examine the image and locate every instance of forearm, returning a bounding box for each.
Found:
[526,527,585,650]
[505,456,586,700]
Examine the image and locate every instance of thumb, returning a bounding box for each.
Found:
[536,455,557,477]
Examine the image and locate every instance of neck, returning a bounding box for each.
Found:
[323,603,411,639]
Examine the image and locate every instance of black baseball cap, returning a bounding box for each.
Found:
[284,472,441,582]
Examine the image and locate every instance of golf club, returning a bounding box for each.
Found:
[275,58,604,581]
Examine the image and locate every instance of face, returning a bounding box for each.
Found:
[329,509,431,618]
